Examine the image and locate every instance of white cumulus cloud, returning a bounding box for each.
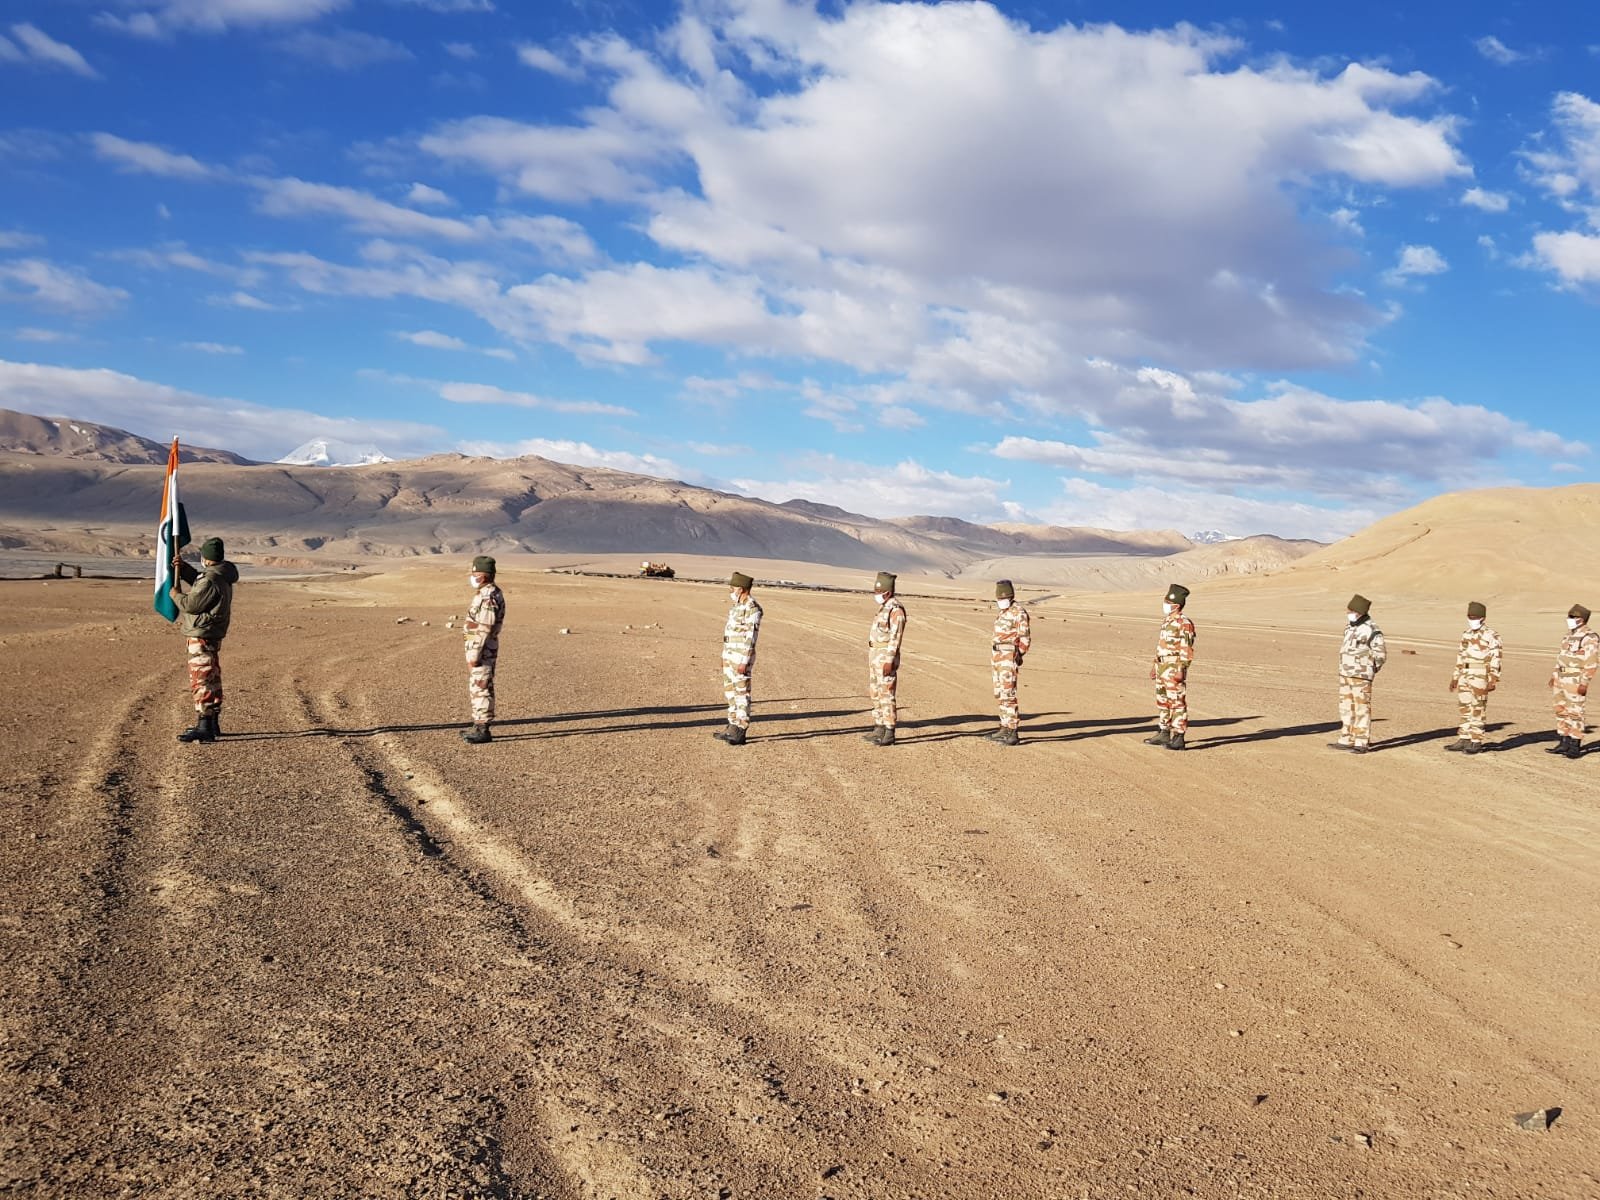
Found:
[1382,244,1449,286]
[1460,187,1510,213]
[0,259,127,315]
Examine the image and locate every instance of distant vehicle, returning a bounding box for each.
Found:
[639,560,675,579]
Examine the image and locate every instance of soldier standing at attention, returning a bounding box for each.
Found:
[865,571,907,747]
[1331,593,1386,753]
[988,580,1031,746]
[1447,601,1502,754]
[714,571,761,747]
[1144,583,1196,751]
[461,555,505,745]
[171,536,239,744]
[1549,603,1599,759]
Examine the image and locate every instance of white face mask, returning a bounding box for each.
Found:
[1571,617,1583,631]
[997,598,1012,610]
[874,593,887,607]
[1163,603,1176,616]
[730,590,741,604]
[1468,617,1483,630]
[1347,612,1360,624]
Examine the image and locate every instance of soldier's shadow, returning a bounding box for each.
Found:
[1366,721,1512,753]
[785,711,1075,745]
[230,696,862,740]
[488,704,867,742]
[1187,719,1343,750]
[1024,714,1255,745]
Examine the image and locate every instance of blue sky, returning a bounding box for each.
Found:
[1,0,1597,539]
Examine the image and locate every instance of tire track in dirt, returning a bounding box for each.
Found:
[309,663,967,1198]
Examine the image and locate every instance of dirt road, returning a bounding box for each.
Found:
[2,569,1596,1198]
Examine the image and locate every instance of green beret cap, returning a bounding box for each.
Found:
[729,571,753,591]
[471,555,496,575]
[1467,601,1487,620]
[1165,583,1190,606]
[199,537,224,561]
[1347,594,1371,617]
[873,571,896,594]
[1571,603,1592,622]
[995,580,1014,599]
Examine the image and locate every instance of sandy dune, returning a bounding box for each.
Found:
[3,565,1595,1197]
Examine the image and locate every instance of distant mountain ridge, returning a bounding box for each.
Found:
[0,407,252,465]
[0,405,1325,580]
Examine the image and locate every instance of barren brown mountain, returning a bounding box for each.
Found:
[0,407,251,465]
[0,409,1319,578]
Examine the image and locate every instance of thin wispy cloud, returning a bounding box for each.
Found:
[0,259,127,315]
[275,29,413,70]
[5,23,97,77]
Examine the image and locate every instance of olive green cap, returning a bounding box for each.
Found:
[199,537,224,562]
[873,571,896,594]
[471,555,496,575]
[995,580,1014,599]
[1467,601,1487,620]
[1165,583,1189,606]
[1347,594,1371,616]
[1571,603,1592,622]
[729,571,753,591]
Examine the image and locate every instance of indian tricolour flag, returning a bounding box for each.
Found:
[153,438,190,622]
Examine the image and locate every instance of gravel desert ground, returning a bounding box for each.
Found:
[2,560,1596,1198]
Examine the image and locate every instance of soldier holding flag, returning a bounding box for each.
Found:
[154,438,238,744]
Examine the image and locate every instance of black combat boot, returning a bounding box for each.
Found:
[712,724,734,742]
[1444,738,1468,752]
[875,726,896,747]
[1143,729,1169,746]
[726,726,747,746]
[994,728,1019,746]
[862,724,884,743]
[1461,741,1485,754]
[1545,736,1570,754]
[178,712,218,743]
[463,723,492,744]
[1165,732,1186,751]
[1564,737,1583,760]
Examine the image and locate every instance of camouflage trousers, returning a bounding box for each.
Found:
[992,649,1021,730]
[185,637,222,715]
[1154,664,1188,734]
[869,652,900,728]
[1337,675,1373,747]
[1456,675,1491,743]
[723,660,752,729]
[1554,675,1587,739]
[468,643,498,723]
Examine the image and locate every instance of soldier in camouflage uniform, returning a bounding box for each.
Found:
[1331,593,1386,753]
[714,571,762,747]
[1548,602,1599,759]
[864,571,907,746]
[171,536,239,744]
[1144,583,1196,751]
[988,580,1031,745]
[461,555,505,745]
[1446,601,1502,754]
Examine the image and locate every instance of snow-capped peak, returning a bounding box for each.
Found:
[277,438,395,467]
[1189,530,1240,544]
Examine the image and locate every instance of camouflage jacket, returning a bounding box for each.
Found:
[1553,624,1600,683]
[1454,625,1502,681]
[464,583,505,653]
[722,596,762,668]
[868,597,907,658]
[992,604,1031,657]
[171,559,239,642]
[1154,611,1196,666]
[1339,617,1386,680]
